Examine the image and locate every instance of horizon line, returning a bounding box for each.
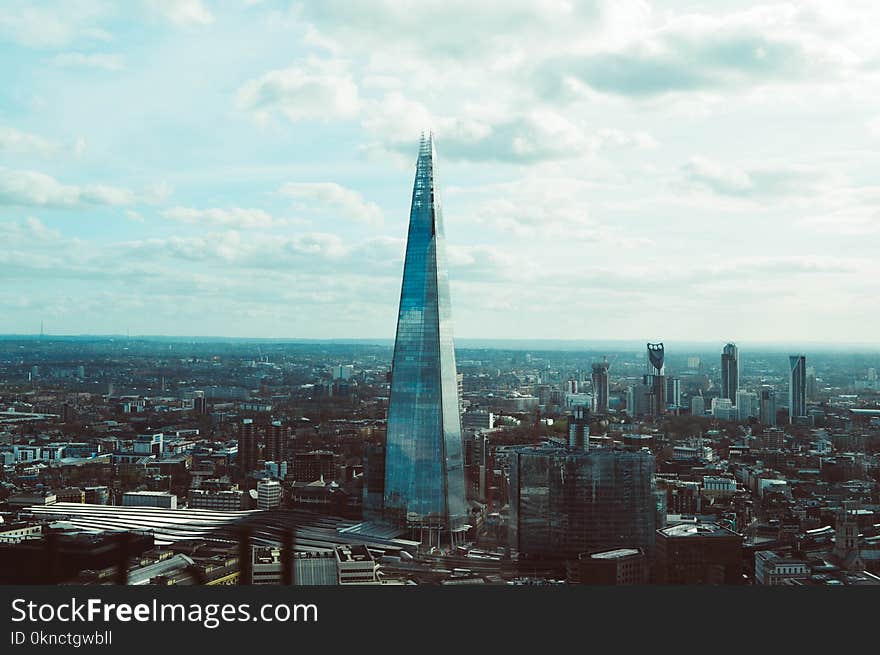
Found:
[2,332,880,351]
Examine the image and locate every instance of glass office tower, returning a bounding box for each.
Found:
[509,446,658,559]
[721,343,739,401]
[788,355,807,423]
[383,134,467,548]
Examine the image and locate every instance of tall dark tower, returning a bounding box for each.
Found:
[238,418,258,482]
[383,134,467,549]
[721,343,739,401]
[644,343,666,416]
[788,355,807,423]
[265,420,289,465]
[591,358,610,414]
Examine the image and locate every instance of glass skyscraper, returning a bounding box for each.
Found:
[509,445,658,559]
[788,354,807,423]
[383,134,467,546]
[721,342,739,402]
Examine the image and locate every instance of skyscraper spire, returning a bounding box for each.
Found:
[383,134,467,548]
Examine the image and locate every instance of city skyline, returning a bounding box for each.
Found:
[2,1,880,343]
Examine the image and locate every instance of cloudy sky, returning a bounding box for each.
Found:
[1,0,879,343]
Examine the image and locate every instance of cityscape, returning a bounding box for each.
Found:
[2,133,880,586]
[2,2,880,591]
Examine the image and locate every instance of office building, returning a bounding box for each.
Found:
[655,523,743,584]
[691,394,705,417]
[568,405,590,450]
[711,397,735,421]
[759,387,777,426]
[332,364,354,381]
[569,548,650,585]
[193,390,207,416]
[735,390,757,421]
[187,488,245,511]
[627,383,650,417]
[508,445,657,559]
[755,551,809,585]
[721,343,739,401]
[383,134,468,547]
[134,433,163,456]
[122,491,177,509]
[256,479,282,510]
[265,420,289,466]
[461,410,495,435]
[788,355,807,423]
[591,360,610,413]
[238,418,258,480]
[665,377,681,408]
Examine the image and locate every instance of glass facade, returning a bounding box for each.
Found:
[788,354,807,422]
[721,342,739,401]
[383,135,467,534]
[509,446,657,559]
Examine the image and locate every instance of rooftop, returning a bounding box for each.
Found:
[588,548,642,560]
[659,523,739,539]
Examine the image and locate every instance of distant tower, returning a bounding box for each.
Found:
[759,386,777,426]
[193,390,207,416]
[591,358,610,413]
[665,377,681,408]
[647,343,665,375]
[383,134,467,547]
[238,418,259,481]
[788,355,807,423]
[569,405,590,450]
[265,420,289,465]
[721,343,739,402]
[644,343,666,416]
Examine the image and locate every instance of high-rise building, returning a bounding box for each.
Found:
[788,355,807,423]
[509,445,657,559]
[568,405,590,450]
[665,377,681,408]
[806,366,818,401]
[256,479,282,510]
[711,397,736,421]
[383,135,467,546]
[735,390,757,421]
[265,420,289,466]
[238,418,258,480]
[691,394,705,417]
[193,390,207,416]
[627,383,650,417]
[759,387,777,426]
[721,343,739,402]
[591,359,610,413]
[644,343,666,416]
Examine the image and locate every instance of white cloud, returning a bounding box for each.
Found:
[0,126,59,156]
[679,156,828,198]
[0,217,61,243]
[52,52,125,71]
[236,58,360,123]
[0,1,112,48]
[279,182,383,226]
[0,168,134,207]
[161,206,282,229]
[144,0,214,26]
